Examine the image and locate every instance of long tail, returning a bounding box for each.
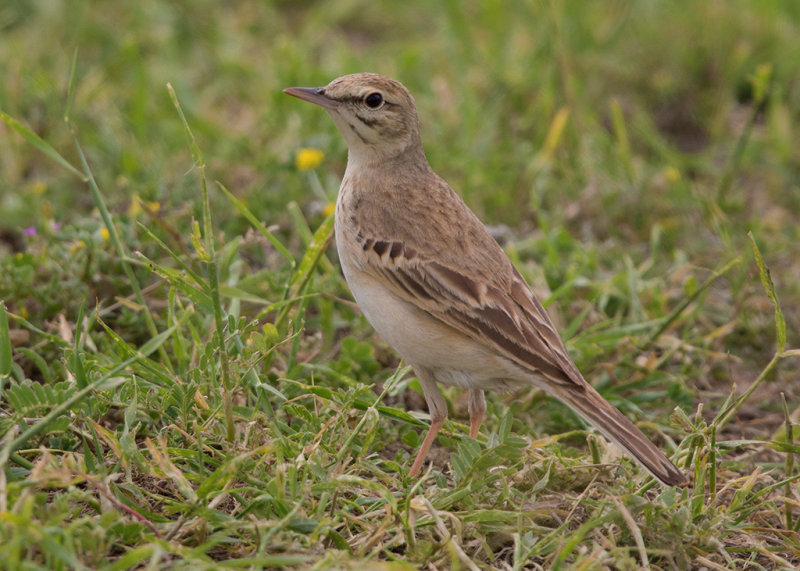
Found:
[557,383,688,487]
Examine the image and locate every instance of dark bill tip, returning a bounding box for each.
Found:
[282,87,338,110]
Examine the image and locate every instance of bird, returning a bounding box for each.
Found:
[283,73,687,486]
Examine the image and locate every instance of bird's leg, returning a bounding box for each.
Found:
[468,389,486,439]
[409,369,447,477]
[409,415,445,476]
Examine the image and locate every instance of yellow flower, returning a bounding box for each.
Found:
[129,195,161,217]
[70,240,86,253]
[100,228,110,241]
[128,194,142,217]
[295,148,324,171]
[31,181,47,195]
[663,166,681,183]
[322,202,335,217]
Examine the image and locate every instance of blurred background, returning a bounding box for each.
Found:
[2,1,798,227]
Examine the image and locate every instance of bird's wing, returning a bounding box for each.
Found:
[357,235,584,388]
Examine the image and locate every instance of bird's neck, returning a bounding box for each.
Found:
[339,143,433,216]
[344,141,430,176]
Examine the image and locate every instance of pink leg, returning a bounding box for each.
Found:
[408,367,447,477]
[409,415,446,476]
[468,389,485,439]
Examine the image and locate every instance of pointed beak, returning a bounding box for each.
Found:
[283,86,338,110]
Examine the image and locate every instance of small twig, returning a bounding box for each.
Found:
[610,495,649,570]
[165,514,188,542]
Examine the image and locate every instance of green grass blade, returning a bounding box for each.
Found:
[70,130,170,367]
[166,82,203,166]
[0,111,85,179]
[168,82,234,442]
[73,300,88,389]
[749,231,786,352]
[137,221,206,285]
[639,256,740,350]
[0,302,11,379]
[275,211,334,330]
[217,181,295,265]
[65,47,78,123]
[135,251,214,311]
[291,211,334,290]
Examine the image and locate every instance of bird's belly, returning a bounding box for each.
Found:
[340,261,526,391]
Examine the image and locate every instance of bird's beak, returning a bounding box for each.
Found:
[282,87,338,110]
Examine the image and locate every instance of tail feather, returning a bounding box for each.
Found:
[558,384,688,487]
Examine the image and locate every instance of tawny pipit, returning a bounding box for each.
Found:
[284,73,687,486]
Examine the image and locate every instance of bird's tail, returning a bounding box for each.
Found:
[557,383,688,487]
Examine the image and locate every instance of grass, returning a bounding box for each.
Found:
[2,1,800,568]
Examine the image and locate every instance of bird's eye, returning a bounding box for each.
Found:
[364,92,384,108]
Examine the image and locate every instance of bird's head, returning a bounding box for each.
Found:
[284,73,423,164]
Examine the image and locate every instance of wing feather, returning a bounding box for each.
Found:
[361,237,579,387]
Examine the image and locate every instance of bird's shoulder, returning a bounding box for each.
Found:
[338,167,515,283]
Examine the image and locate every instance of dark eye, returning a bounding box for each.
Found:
[364,92,383,108]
